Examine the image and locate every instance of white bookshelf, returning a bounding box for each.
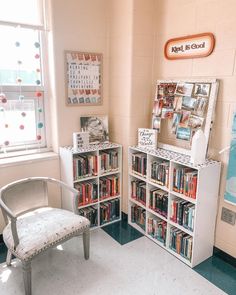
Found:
[60,142,122,228]
[128,145,221,267]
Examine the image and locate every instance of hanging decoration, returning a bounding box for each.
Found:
[0,25,43,151]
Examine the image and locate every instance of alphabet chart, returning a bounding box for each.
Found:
[65,51,102,105]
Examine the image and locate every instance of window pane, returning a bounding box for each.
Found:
[0,26,42,86]
[0,92,45,151]
[0,0,43,27]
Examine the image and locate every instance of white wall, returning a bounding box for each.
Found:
[153,0,236,257]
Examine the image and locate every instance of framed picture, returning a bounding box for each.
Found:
[65,51,102,106]
[152,78,219,156]
[80,115,109,144]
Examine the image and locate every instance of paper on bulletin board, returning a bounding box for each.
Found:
[224,112,236,205]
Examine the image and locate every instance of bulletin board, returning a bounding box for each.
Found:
[65,51,102,106]
[151,78,219,156]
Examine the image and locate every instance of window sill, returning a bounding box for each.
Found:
[0,151,59,167]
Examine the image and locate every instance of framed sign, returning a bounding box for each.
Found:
[138,128,157,149]
[164,33,215,60]
[65,51,102,106]
[152,78,219,156]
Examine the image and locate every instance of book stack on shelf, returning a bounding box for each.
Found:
[128,145,221,267]
[60,143,122,229]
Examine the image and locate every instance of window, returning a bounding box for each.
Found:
[0,0,48,155]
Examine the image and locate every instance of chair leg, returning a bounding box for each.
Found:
[6,250,12,266]
[83,229,90,260]
[22,261,32,295]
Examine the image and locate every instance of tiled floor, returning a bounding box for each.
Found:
[0,220,235,295]
[0,229,226,295]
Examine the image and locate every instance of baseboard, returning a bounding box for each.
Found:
[0,234,3,244]
[213,246,236,268]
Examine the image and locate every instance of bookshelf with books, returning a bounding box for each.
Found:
[128,146,221,267]
[60,143,122,228]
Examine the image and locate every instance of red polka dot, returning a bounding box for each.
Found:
[36,92,42,97]
[19,125,24,130]
[37,135,42,140]
[35,54,40,59]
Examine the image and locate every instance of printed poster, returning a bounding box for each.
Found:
[224,112,236,205]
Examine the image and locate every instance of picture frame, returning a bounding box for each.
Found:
[80,115,109,144]
[153,78,219,156]
[65,51,102,106]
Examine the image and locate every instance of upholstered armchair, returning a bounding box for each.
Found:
[0,177,90,295]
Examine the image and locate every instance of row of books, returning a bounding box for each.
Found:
[150,160,169,187]
[73,154,97,180]
[173,167,197,199]
[99,176,120,199]
[131,153,147,177]
[75,181,98,206]
[169,227,193,261]
[170,199,195,231]
[79,206,98,227]
[131,204,146,231]
[149,189,168,218]
[100,199,120,225]
[100,150,119,174]
[147,217,167,245]
[131,180,146,205]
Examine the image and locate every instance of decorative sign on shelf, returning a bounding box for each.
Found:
[73,132,89,150]
[164,33,215,60]
[65,51,102,105]
[224,112,236,205]
[138,128,157,149]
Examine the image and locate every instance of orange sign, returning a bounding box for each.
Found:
[164,33,215,60]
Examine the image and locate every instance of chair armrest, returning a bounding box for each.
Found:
[0,198,19,247]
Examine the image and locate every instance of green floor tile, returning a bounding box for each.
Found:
[102,219,143,245]
[194,256,236,295]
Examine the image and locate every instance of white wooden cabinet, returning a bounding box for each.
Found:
[128,146,221,267]
[60,143,122,228]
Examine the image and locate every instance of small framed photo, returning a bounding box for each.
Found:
[152,115,161,132]
[152,100,163,116]
[161,107,174,119]
[175,83,194,96]
[180,110,191,126]
[194,83,211,97]
[171,112,182,134]
[80,115,109,144]
[182,96,197,111]
[194,97,208,116]
[173,96,183,111]
[176,126,192,141]
[188,115,205,129]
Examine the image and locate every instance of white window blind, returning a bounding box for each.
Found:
[0,0,44,27]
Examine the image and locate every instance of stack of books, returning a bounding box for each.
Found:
[131,180,146,205]
[99,175,120,199]
[170,199,195,231]
[131,153,147,177]
[100,150,119,174]
[150,160,169,187]
[100,199,120,225]
[149,189,168,218]
[131,204,146,230]
[73,154,97,180]
[147,217,167,245]
[75,181,98,206]
[169,227,193,261]
[173,167,197,199]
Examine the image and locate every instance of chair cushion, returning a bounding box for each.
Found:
[3,207,90,261]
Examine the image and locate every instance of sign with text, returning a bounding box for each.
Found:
[164,33,215,60]
[138,128,157,149]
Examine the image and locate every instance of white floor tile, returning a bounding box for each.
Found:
[0,229,226,295]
